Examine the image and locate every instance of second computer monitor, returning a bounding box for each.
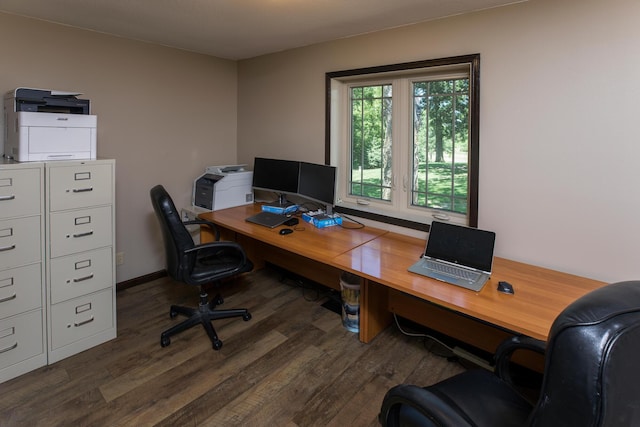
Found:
[298,161,336,213]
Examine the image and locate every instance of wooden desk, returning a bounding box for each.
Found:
[199,204,386,290]
[200,205,606,358]
[331,232,606,344]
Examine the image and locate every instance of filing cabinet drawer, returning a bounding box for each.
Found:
[0,310,44,371]
[50,288,113,350]
[50,247,113,304]
[0,264,42,319]
[0,216,42,270]
[48,163,113,211]
[0,168,42,219]
[49,206,112,258]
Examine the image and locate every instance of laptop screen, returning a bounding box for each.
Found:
[425,221,496,273]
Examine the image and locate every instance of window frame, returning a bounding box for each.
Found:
[325,54,480,230]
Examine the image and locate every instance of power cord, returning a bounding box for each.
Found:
[277,269,327,302]
[393,313,455,358]
[393,313,494,371]
[336,213,365,229]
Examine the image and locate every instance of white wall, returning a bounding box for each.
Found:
[238,0,640,283]
[0,13,238,282]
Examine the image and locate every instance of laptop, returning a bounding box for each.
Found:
[408,221,496,291]
[245,211,288,228]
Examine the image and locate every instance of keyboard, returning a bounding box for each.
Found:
[245,211,288,228]
[422,259,481,282]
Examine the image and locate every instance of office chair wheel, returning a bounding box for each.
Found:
[212,339,223,350]
[169,309,178,319]
[243,313,252,321]
[214,295,224,305]
[161,335,171,347]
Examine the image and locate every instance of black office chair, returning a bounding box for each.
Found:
[379,280,640,427]
[150,184,253,350]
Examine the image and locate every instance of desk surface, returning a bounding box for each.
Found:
[201,204,606,342]
[330,232,606,341]
[200,204,386,263]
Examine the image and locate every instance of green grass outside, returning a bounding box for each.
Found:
[351,162,468,213]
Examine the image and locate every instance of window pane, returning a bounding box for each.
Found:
[350,84,392,201]
[412,78,469,214]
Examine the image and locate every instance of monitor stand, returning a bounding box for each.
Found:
[264,194,296,211]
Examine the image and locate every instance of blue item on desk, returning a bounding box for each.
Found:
[302,211,343,228]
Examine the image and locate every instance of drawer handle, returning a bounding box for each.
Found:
[73,274,94,283]
[0,342,18,354]
[72,187,93,193]
[0,293,17,303]
[73,231,94,238]
[75,316,95,327]
[0,195,16,201]
[0,244,16,252]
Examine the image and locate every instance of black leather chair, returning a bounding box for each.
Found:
[150,185,253,350]
[379,280,640,427]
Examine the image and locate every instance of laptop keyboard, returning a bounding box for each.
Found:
[422,259,481,282]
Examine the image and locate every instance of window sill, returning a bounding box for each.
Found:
[334,204,430,232]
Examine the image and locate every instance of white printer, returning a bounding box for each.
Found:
[3,87,97,161]
[192,165,254,211]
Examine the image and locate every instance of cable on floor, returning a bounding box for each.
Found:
[393,313,456,358]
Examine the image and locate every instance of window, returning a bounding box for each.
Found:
[326,55,480,229]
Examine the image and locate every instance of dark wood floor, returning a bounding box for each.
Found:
[1,267,465,426]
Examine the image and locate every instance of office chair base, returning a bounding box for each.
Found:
[160,292,251,350]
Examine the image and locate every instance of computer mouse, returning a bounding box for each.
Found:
[279,228,294,235]
[497,281,514,294]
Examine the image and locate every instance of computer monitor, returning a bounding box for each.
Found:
[252,157,300,206]
[298,161,336,214]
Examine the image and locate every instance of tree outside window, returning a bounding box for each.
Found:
[412,78,469,215]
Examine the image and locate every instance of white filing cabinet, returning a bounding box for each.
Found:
[0,160,47,383]
[46,159,116,363]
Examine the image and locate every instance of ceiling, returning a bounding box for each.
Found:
[0,0,524,60]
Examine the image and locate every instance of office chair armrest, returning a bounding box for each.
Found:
[184,241,248,265]
[494,335,546,384]
[183,219,220,241]
[379,384,474,427]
